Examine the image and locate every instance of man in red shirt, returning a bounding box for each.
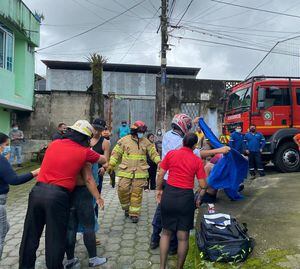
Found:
[294,133,300,151]
[19,120,106,269]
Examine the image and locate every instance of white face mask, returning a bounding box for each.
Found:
[137,133,144,139]
[236,128,242,133]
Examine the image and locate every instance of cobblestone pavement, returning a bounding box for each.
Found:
[0,179,176,269]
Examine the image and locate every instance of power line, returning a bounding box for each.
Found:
[211,0,300,20]
[36,0,146,52]
[174,0,195,27]
[170,34,300,57]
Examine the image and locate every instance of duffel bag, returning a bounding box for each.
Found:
[196,213,254,262]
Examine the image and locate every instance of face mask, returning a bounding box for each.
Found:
[1,146,10,156]
[250,128,256,133]
[157,132,162,136]
[137,133,144,139]
[236,128,242,133]
[13,127,18,131]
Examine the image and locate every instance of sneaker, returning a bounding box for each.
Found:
[131,216,139,223]
[150,241,159,250]
[238,184,245,192]
[88,257,107,267]
[250,174,256,180]
[124,210,129,218]
[64,257,79,269]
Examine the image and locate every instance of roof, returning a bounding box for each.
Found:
[42,60,200,76]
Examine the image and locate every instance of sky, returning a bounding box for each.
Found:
[23,0,300,80]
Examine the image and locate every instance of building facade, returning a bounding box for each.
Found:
[0,0,40,134]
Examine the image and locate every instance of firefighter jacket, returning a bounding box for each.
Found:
[109,135,161,179]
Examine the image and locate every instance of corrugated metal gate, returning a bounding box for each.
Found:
[110,95,156,145]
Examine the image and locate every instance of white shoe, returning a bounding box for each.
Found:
[88,257,107,267]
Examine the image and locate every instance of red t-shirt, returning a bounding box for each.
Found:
[38,139,100,191]
[160,147,206,189]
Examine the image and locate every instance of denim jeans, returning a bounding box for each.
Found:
[0,194,9,260]
[9,146,22,165]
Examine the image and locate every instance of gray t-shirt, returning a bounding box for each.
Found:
[9,130,24,146]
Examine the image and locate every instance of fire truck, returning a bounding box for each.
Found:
[223,76,300,172]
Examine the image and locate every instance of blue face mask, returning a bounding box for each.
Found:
[137,133,144,139]
[1,146,10,157]
[12,127,18,131]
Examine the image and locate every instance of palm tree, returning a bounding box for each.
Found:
[88,53,107,121]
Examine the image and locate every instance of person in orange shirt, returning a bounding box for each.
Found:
[293,133,300,151]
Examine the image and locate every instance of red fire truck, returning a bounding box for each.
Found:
[223,76,300,172]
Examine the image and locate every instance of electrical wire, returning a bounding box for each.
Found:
[36,0,147,52]
[211,0,300,20]
[174,0,195,27]
[170,34,300,57]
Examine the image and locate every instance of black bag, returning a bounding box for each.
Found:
[196,213,254,262]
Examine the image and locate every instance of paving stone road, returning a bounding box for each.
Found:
[0,179,177,269]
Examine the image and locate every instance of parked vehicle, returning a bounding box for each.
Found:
[223,76,300,172]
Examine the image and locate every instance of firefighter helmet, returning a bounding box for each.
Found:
[171,114,192,134]
[130,121,148,133]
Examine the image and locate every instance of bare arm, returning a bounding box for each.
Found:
[294,136,300,147]
[99,139,110,175]
[82,163,104,209]
[200,146,230,158]
[97,155,107,165]
[156,167,167,203]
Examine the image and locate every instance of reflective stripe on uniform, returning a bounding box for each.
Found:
[149,146,157,156]
[109,156,119,166]
[122,154,147,161]
[113,145,123,154]
[117,171,149,179]
[129,206,141,213]
[120,202,130,209]
[154,156,160,164]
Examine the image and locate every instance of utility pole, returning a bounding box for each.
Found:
[160,0,168,132]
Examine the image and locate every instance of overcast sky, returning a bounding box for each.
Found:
[23,0,300,80]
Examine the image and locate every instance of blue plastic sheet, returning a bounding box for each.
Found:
[198,118,248,200]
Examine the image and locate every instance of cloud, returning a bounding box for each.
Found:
[23,0,300,80]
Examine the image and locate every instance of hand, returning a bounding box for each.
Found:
[31,168,40,177]
[193,117,200,125]
[245,150,250,155]
[156,190,163,204]
[102,162,108,170]
[219,146,231,154]
[106,166,114,175]
[260,149,263,153]
[98,167,106,176]
[96,197,105,210]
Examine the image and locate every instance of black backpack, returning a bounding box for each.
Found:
[196,213,254,263]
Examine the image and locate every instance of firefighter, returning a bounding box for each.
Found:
[244,124,266,179]
[229,125,244,154]
[107,121,160,223]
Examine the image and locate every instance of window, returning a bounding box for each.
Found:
[259,87,290,108]
[181,103,199,119]
[297,89,300,105]
[227,87,251,111]
[0,25,13,72]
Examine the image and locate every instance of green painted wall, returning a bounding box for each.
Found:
[0,107,11,134]
[0,0,39,113]
[0,0,40,46]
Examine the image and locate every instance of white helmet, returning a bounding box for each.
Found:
[68,120,94,137]
[171,114,192,134]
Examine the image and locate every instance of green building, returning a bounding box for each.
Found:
[0,0,40,134]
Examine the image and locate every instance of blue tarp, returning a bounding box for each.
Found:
[198,118,248,200]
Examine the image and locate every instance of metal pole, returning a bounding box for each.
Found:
[161,0,168,132]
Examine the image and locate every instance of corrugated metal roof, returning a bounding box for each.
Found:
[42,60,200,76]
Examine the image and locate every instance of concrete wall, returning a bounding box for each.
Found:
[18,91,92,140]
[156,78,228,136]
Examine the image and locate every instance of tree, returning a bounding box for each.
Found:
[88,53,107,122]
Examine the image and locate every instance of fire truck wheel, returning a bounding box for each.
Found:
[274,142,300,173]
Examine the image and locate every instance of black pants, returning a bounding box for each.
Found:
[19,183,70,269]
[249,151,265,176]
[147,161,157,190]
[66,186,96,259]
